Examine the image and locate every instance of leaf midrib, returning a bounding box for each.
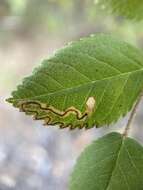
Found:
[12,68,143,101]
[105,137,124,190]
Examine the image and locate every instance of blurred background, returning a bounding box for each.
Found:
[1,0,143,189]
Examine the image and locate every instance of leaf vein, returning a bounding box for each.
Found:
[13,69,143,101]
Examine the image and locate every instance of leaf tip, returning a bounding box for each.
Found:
[5,97,13,104]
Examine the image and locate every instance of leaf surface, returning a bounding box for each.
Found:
[7,34,143,129]
[70,132,143,190]
[97,0,143,20]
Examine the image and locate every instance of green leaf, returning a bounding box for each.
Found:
[7,34,143,129]
[97,0,143,20]
[70,132,143,190]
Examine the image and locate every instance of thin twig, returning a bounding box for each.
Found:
[123,92,143,137]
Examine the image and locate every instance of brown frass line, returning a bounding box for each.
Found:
[19,100,89,129]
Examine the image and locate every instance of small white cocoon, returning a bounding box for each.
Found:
[86,97,96,114]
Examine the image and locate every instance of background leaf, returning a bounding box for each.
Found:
[70,132,143,190]
[7,34,143,129]
[97,0,143,20]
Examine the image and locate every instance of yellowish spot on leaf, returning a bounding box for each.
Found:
[86,97,96,115]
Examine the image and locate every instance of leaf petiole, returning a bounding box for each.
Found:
[123,91,143,137]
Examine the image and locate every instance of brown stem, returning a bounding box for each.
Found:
[123,92,143,137]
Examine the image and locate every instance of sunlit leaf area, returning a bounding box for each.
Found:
[1,0,143,189]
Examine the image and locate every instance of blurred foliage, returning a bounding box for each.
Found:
[97,0,143,20]
[8,0,27,15]
[0,0,142,43]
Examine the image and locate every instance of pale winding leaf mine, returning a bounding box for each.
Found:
[18,97,96,129]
